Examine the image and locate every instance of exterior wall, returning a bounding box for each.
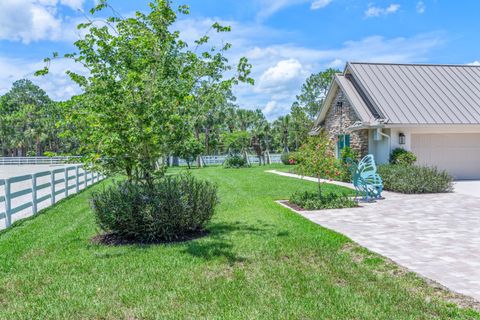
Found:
[323,87,369,158]
[368,129,391,164]
[389,125,480,152]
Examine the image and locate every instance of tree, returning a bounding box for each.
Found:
[37,0,252,183]
[289,102,312,150]
[296,68,339,120]
[273,115,291,153]
[222,130,250,157]
[173,138,204,169]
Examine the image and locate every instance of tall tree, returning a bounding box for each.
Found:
[289,102,312,150]
[296,68,339,120]
[0,79,68,156]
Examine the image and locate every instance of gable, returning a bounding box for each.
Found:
[313,74,377,129]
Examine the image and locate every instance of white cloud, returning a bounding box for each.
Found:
[259,59,307,92]
[262,100,287,118]
[0,0,84,43]
[256,0,333,19]
[468,61,480,66]
[310,0,333,10]
[0,56,84,101]
[416,1,426,14]
[59,0,84,9]
[364,3,400,18]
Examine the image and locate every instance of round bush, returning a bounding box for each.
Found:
[390,148,417,165]
[91,174,218,243]
[223,155,249,168]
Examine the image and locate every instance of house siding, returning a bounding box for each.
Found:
[323,87,369,158]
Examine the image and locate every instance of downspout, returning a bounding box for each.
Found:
[376,128,391,161]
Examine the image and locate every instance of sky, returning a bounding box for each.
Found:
[0,0,479,120]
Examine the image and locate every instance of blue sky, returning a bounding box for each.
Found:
[0,0,479,119]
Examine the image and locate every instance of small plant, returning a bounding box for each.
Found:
[290,191,357,210]
[43,151,57,157]
[224,155,250,168]
[390,148,417,166]
[91,174,219,243]
[378,164,453,194]
[281,152,291,165]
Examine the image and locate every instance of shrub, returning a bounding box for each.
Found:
[288,152,298,165]
[290,191,357,210]
[378,164,453,194]
[338,147,360,182]
[224,155,250,168]
[91,174,219,242]
[390,148,417,166]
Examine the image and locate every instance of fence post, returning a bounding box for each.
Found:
[64,168,68,197]
[32,174,37,215]
[51,171,56,205]
[84,171,88,188]
[5,179,12,228]
[75,166,80,193]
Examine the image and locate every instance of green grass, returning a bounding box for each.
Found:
[0,165,478,319]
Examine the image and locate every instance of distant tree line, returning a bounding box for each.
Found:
[0,79,79,157]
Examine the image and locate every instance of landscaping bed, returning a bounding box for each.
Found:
[0,165,477,319]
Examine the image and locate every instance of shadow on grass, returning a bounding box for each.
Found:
[181,221,271,264]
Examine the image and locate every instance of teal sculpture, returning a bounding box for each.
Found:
[349,154,383,201]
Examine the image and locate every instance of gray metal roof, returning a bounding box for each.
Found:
[347,62,480,125]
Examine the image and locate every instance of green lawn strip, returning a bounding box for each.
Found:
[0,165,477,319]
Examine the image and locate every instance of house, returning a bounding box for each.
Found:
[312,62,480,180]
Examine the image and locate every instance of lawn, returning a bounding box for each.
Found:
[0,165,477,319]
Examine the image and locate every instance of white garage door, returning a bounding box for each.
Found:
[411,133,480,180]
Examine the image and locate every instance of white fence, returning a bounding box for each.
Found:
[175,154,283,166]
[0,156,81,165]
[0,165,104,229]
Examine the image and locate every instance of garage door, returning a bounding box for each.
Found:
[411,133,480,180]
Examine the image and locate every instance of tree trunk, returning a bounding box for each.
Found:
[194,127,203,168]
[205,127,210,155]
[36,136,42,156]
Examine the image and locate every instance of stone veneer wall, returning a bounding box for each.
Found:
[323,87,369,158]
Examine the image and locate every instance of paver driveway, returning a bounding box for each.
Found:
[269,170,480,301]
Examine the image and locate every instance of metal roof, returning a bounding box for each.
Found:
[347,62,480,125]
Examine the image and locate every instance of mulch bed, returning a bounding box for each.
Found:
[278,200,306,211]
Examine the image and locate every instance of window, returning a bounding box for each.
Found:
[335,101,343,113]
[337,134,350,157]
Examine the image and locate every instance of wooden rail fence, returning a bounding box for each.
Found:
[0,165,104,229]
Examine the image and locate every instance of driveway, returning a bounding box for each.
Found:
[454,180,480,198]
[268,170,480,302]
